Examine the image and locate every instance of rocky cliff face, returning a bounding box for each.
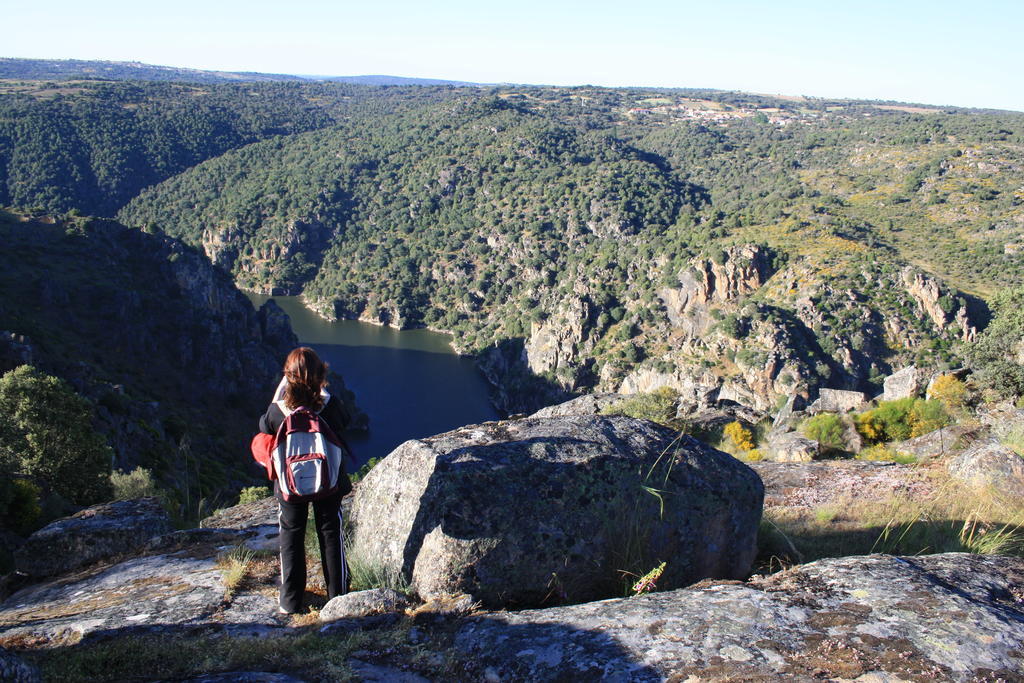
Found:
[0,215,323,498]
[203,218,335,295]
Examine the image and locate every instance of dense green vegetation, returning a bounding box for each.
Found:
[110,86,1024,407]
[0,366,112,511]
[4,73,1024,413]
[0,79,460,216]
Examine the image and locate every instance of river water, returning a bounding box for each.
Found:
[248,295,499,469]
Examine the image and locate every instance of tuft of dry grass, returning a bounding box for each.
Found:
[217,545,257,598]
[757,468,1024,570]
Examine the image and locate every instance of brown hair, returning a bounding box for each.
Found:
[282,347,328,411]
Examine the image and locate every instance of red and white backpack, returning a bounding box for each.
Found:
[271,404,347,502]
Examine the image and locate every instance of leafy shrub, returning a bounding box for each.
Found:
[724,421,755,452]
[351,458,382,484]
[237,486,272,505]
[856,398,949,444]
[966,286,1024,399]
[742,449,765,462]
[801,413,846,454]
[111,467,160,500]
[601,387,682,428]
[1000,425,1024,457]
[856,444,918,464]
[908,399,949,437]
[0,366,112,504]
[929,374,967,411]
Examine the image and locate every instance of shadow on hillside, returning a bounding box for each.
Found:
[454,613,662,681]
[478,337,575,415]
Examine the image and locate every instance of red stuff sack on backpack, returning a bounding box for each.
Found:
[250,433,276,480]
[270,407,347,502]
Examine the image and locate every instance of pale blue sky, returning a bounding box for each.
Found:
[5,0,1022,111]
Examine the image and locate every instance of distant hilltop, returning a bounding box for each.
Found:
[0,57,483,87]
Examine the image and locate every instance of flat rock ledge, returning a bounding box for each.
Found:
[750,460,935,510]
[0,551,283,647]
[455,553,1024,682]
[15,498,172,577]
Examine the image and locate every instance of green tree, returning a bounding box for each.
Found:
[0,366,112,504]
[801,413,846,454]
[966,286,1024,399]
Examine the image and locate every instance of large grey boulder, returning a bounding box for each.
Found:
[14,498,171,577]
[882,365,924,401]
[454,553,1024,681]
[349,415,763,608]
[807,388,866,414]
[947,439,1024,498]
[763,430,818,462]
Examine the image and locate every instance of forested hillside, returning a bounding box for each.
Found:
[115,87,1024,411]
[2,70,1022,413]
[0,79,459,216]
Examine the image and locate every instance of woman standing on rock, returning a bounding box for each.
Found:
[258,347,353,614]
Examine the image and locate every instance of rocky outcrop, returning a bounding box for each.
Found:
[617,366,718,405]
[529,393,622,418]
[808,388,866,413]
[661,245,774,317]
[0,332,35,374]
[524,296,593,387]
[349,415,763,608]
[882,365,923,401]
[0,217,307,492]
[763,430,818,462]
[947,439,1024,498]
[901,267,977,342]
[454,553,1024,681]
[14,498,171,577]
[320,589,409,623]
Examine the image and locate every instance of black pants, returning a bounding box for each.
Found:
[277,489,349,613]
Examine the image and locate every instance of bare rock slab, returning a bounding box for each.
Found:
[750,460,934,510]
[808,388,867,414]
[350,415,763,608]
[883,365,924,401]
[0,551,281,646]
[454,553,1024,681]
[14,498,171,577]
